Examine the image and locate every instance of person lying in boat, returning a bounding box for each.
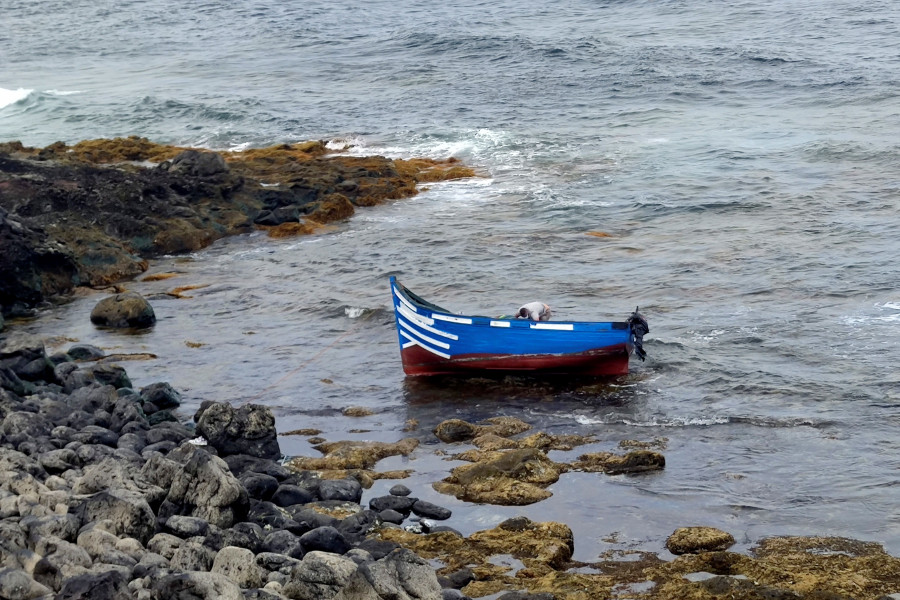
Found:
[516,302,552,321]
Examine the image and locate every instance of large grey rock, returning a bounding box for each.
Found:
[0,567,52,600]
[255,553,302,576]
[195,402,280,460]
[140,455,182,490]
[164,515,210,539]
[20,513,80,543]
[298,526,350,555]
[75,489,157,544]
[56,568,134,600]
[66,383,119,414]
[0,339,48,381]
[157,449,250,529]
[75,526,120,561]
[210,546,265,589]
[0,448,46,479]
[73,457,166,506]
[90,292,156,329]
[0,412,53,448]
[169,540,215,572]
[32,538,92,592]
[146,533,183,560]
[149,571,243,600]
[282,551,357,600]
[333,549,442,600]
[39,448,80,474]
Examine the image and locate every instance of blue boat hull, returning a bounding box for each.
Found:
[390,277,639,377]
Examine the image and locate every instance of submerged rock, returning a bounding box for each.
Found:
[571,449,665,475]
[434,449,561,506]
[285,438,419,471]
[666,527,736,555]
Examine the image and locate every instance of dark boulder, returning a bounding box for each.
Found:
[90,292,156,329]
[271,484,316,508]
[140,382,182,410]
[318,478,362,503]
[337,510,380,540]
[195,402,280,460]
[287,507,338,533]
[55,569,133,600]
[298,526,350,555]
[66,344,106,361]
[389,484,411,497]
[261,530,304,559]
[164,515,210,539]
[411,499,452,521]
[168,150,229,178]
[369,494,417,516]
[239,472,279,501]
[148,571,242,600]
[378,509,404,525]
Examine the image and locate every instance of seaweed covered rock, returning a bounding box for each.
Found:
[666,526,736,555]
[433,448,562,506]
[0,139,476,314]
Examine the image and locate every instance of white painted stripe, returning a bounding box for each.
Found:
[401,341,416,349]
[398,307,458,340]
[393,286,417,312]
[398,303,433,326]
[531,323,574,331]
[400,330,451,359]
[398,318,452,349]
[432,314,473,325]
[490,320,511,328]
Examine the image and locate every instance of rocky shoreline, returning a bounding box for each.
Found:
[0,137,474,319]
[4,339,900,600]
[3,140,900,600]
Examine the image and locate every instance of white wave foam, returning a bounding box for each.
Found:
[44,89,82,96]
[0,87,33,110]
[574,414,730,427]
[345,307,367,318]
[841,302,900,326]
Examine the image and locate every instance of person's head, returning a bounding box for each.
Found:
[517,308,528,318]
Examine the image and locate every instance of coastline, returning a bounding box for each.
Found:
[0,137,475,319]
[2,140,900,599]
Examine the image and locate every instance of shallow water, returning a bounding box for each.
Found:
[4,0,900,561]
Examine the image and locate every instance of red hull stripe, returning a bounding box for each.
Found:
[400,343,632,377]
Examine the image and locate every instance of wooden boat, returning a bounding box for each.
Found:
[389,276,648,377]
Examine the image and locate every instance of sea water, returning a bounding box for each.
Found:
[3,0,900,559]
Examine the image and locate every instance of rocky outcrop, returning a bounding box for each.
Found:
[0,337,452,600]
[0,138,476,316]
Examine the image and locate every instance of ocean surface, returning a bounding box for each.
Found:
[3,0,900,561]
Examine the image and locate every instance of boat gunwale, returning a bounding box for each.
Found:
[390,276,631,332]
